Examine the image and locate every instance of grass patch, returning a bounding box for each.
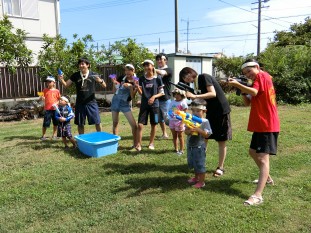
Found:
[0,105,311,232]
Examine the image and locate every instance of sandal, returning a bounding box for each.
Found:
[213,167,224,177]
[252,179,274,185]
[244,195,263,206]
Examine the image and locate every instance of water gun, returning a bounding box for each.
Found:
[175,110,202,135]
[57,68,63,76]
[37,92,44,97]
[52,103,62,117]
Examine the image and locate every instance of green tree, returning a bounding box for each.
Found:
[37,34,98,94]
[0,15,32,73]
[213,56,246,78]
[272,17,311,47]
[100,38,154,76]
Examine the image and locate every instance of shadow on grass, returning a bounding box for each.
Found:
[3,135,40,141]
[103,162,189,175]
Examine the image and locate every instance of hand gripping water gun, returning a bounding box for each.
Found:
[52,103,62,117]
[57,68,64,76]
[175,110,202,135]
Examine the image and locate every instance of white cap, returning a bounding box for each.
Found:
[125,64,135,70]
[46,76,55,82]
[142,59,154,66]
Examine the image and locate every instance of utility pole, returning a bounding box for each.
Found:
[252,0,269,56]
[181,18,198,54]
[175,0,179,53]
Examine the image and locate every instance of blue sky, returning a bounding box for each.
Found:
[59,0,310,56]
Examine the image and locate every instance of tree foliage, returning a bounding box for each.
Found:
[272,17,311,47]
[37,34,98,94]
[0,15,32,73]
[100,38,154,76]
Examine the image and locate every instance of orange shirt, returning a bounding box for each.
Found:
[43,88,60,110]
[247,71,280,132]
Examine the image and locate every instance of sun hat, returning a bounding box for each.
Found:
[172,88,186,97]
[46,76,55,82]
[125,64,135,70]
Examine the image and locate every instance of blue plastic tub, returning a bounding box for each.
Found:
[75,132,121,158]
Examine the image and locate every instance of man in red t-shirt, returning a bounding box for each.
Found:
[228,59,280,206]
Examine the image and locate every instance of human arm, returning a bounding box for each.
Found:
[94,75,107,88]
[227,78,258,96]
[58,74,73,88]
[155,69,167,77]
[186,85,216,100]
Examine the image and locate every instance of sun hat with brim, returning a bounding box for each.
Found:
[142,59,154,66]
[172,88,186,97]
[46,76,55,82]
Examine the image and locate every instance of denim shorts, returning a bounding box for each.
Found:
[43,110,58,127]
[187,145,206,173]
[159,99,171,123]
[111,94,131,113]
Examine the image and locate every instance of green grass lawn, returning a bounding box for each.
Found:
[0,105,310,233]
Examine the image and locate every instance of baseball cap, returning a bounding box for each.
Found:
[46,76,55,82]
[142,59,154,66]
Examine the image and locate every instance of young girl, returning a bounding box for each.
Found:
[40,76,60,140]
[110,64,138,149]
[168,88,188,155]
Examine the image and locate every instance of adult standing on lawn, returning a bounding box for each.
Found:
[155,53,173,139]
[58,57,106,134]
[228,58,280,205]
[179,67,232,177]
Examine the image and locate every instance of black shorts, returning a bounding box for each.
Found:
[250,132,279,155]
[138,105,159,125]
[74,102,101,126]
[207,113,232,141]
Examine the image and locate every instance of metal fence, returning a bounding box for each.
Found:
[0,66,120,99]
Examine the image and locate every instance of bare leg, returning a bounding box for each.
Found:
[62,137,68,147]
[136,123,143,150]
[112,111,119,135]
[249,149,273,183]
[217,141,227,170]
[52,125,57,138]
[123,111,138,147]
[149,124,156,146]
[160,122,168,137]
[78,125,84,135]
[170,129,178,151]
[95,124,101,132]
[177,131,184,152]
[42,127,47,138]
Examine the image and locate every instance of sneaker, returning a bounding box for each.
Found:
[158,135,169,140]
[193,182,205,189]
[148,144,155,150]
[177,151,184,156]
[187,177,198,184]
[40,137,47,141]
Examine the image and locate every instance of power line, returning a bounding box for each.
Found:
[92,13,309,42]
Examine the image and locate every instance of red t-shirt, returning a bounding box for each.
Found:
[247,71,280,132]
[43,88,60,110]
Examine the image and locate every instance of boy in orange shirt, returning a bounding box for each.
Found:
[40,76,60,140]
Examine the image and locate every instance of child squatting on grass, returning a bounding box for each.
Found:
[168,88,188,155]
[185,99,212,189]
[55,96,77,150]
[228,58,280,206]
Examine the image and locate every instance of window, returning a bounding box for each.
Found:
[2,0,38,19]
[3,0,21,16]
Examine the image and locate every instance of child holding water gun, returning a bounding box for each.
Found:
[40,76,60,140]
[185,99,212,189]
[55,96,76,149]
[168,88,188,155]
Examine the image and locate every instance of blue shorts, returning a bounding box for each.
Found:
[57,123,73,138]
[159,99,170,123]
[43,110,58,127]
[111,94,131,113]
[187,145,206,173]
[74,101,101,126]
